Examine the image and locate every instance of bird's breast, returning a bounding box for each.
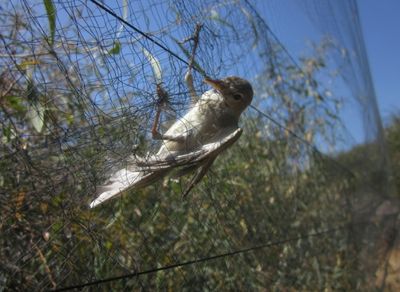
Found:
[158,91,238,154]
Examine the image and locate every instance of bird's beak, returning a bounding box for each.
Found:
[204,77,226,91]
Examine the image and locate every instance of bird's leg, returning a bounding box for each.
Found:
[182,157,215,198]
[151,104,163,139]
[183,23,202,104]
[151,84,186,143]
[151,24,202,142]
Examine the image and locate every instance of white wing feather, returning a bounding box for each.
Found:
[89,169,142,208]
[90,169,167,208]
[90,128,242,208]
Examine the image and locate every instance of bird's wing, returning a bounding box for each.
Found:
[90,127,242,208]
[135,127,243,171]
[89,168,167,208]
[182,157,216,198]
[197,127,243,159]
[180,127,242,197]
[173,163,201,178]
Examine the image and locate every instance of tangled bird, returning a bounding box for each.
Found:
[90,74,253,208]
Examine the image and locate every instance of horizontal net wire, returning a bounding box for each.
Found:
[0,0,396,290]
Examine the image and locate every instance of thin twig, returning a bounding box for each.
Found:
[34,243,57,289]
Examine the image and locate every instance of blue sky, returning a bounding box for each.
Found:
[256,0,399,146]
[358,0,400,122]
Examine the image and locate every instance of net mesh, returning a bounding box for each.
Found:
[0,0,397,290]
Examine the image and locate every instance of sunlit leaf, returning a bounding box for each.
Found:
[15,191,26,221]
[2,126,17,144]
[43,0,56,46]
[3,95,25,112]
[305,131,313,143]
[27,103,45,133]
[143,48,162,84]
[239,218,248,234]
[104,241,113,249]
[19,59,40,69]
[107,40,121,55]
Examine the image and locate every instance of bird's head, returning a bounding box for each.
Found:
[204,76,253,115]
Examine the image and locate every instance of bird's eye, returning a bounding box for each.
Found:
[232,94,242,100]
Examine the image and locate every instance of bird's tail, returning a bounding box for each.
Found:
[89,168,166,208]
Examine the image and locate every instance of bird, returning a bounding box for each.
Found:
[89,76,253,208]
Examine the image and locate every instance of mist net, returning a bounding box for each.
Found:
[0,0,396,290]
